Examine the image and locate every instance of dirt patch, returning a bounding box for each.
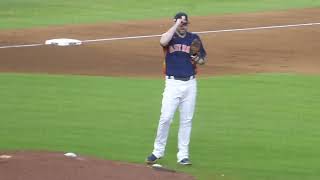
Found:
[0,8,320,77]
[0,151,194,180]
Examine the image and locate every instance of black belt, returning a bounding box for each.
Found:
[166,75,195,81]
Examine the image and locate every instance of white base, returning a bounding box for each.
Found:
[64,152,77,157]
[152,164,162,168]
[45,38,82,46]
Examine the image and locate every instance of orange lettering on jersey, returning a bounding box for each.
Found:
[169,46,175,53]
[169,44,191,53]
[181,45,190,53]
[174,44,182,51]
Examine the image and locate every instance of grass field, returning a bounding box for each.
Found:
[1,1,320,180]
[0,0,320,29]
[0,73,320,180]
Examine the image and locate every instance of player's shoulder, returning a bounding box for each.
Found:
[187,32,200,39]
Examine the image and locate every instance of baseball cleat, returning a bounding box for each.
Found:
[145,154,159,164]
[178,158,192,165]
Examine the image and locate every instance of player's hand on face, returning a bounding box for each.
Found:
[175,18,182,25]
[175,16,186,25]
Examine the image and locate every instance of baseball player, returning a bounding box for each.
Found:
[146,12,207,165]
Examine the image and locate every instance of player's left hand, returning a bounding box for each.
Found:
[192,55,206,65]
[191,55,199,61]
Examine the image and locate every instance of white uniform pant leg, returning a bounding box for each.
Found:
[177,79,197,162]
[152,79,181,158]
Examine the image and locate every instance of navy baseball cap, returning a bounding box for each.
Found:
[174,12,188,22]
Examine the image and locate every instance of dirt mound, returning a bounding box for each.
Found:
[0,151,194,180]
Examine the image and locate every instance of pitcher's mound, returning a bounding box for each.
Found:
[0,151,194,180]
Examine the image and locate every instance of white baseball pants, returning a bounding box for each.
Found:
[152,77,197,162]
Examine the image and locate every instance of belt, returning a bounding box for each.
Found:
[166,75,195,81]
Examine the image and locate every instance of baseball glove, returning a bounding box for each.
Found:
[190,38,206,64]
[190,38,201,57]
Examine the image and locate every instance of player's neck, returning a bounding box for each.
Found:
[176,31,187,38]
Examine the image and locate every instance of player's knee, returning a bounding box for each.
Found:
[159,116,174,125]
[180,117,192,124]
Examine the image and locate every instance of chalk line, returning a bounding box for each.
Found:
[0,22,319,49]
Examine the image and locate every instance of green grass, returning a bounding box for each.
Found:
[0,73,319,180]
[1,1,319,179]
[0,0,320,29]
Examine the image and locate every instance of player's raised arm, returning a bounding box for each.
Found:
[160,16,186,47]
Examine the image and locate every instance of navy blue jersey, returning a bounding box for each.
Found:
[163,32,206,77]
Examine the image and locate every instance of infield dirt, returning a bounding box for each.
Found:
[1,8,320,77]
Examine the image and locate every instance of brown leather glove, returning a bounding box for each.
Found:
[190,38,201,57]
[190,38,206,65]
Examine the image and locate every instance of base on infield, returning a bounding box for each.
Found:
[45,38,82,46]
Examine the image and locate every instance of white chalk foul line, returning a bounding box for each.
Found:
[0,43,43,49]
[81,34,161,43]
[194,22,320,34]
[0,22,319,49]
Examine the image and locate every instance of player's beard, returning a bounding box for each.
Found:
[176,26,187,37]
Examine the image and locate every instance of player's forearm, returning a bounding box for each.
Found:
[160,23,179,46]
